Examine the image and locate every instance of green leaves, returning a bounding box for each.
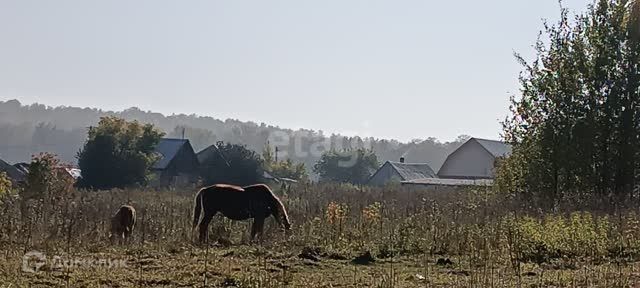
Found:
[504,212,615,263]
[199,141,263,186]
[0,172,11,198]
[499,0,640,206]
[313,148,379,185]
[77,117,165,190]
[262,144,309,182]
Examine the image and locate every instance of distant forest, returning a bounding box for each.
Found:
[0,99,469,176]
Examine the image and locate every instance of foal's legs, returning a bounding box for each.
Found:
[198,211,216,243]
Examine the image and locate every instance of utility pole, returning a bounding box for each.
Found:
[275,147,279,163]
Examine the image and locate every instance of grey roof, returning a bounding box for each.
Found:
[402,177,493,187]
[473,138,512,158]
[10,163,81,180]
[384,161,437,181]
[65,168,82,179]
[153,138,189,170]
[263,170,276,180]
[263,171,299,183]
[197,144,223,164]
[13,162,30,174]
[0,158,25,182]
[279,177,298,183]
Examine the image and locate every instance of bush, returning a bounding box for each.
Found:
[0,172,13,199]
[506,212,616,264]
[313,148,378,184]
[200,141,263,186]
[77,117,164,190]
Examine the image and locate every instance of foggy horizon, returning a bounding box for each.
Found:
[1,0,592,142]
[4,98,477,143]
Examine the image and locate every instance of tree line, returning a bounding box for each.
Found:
[0,100,468,177]
[498,0,640,208]
[66,116,382,189]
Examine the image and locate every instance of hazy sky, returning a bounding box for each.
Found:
[0,0,591,142]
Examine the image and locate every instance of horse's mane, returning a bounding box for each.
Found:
[245,184,290,227]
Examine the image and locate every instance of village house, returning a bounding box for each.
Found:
[367,157,437,186]
[437,138,512,180]
[0,157,25,185]
[11,162,82,184]
[196,143,223,165]
[13,162,30,175]
[401,177,494,188]
[151,138,200,187]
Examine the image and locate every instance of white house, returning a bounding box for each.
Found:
[437,138,511,180]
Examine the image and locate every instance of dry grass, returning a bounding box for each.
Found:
[2,183,640,287]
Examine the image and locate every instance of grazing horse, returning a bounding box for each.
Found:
[109,205,136,245]
[192,184,291,243]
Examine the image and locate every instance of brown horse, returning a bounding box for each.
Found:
[192,184,291,243]
[109,205,136,245]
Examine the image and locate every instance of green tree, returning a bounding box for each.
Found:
[77,117,164,190]
[262,144,309,182]
[23,153,72,199]
[0,172,11,198]
[499,0,640,207]
[313,148,379,184]
[269,159,309,182]
[19,153,75,221]
[200,141,263,186]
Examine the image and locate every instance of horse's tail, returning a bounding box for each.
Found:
[264,185,291,229]
[192,189,203,230]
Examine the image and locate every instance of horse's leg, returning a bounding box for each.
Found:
[250,218,258,239]
[251,217,265,241]
[124,228,131,245]
[198,211,216,244]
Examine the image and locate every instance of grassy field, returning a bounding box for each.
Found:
[6,245,640,287]
[3,184,640,287]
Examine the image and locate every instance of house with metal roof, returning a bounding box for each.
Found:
[151,138,200,187]
[0,157,25,185]
[196,143,226,165]
[13,162,30,175]
[263,170,298,184]
[13,162,82,183]
[367,157,437,186]
[437,138,511,180]
[401,178,493,187]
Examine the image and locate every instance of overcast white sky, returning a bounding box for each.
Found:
[0,0,591,142]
